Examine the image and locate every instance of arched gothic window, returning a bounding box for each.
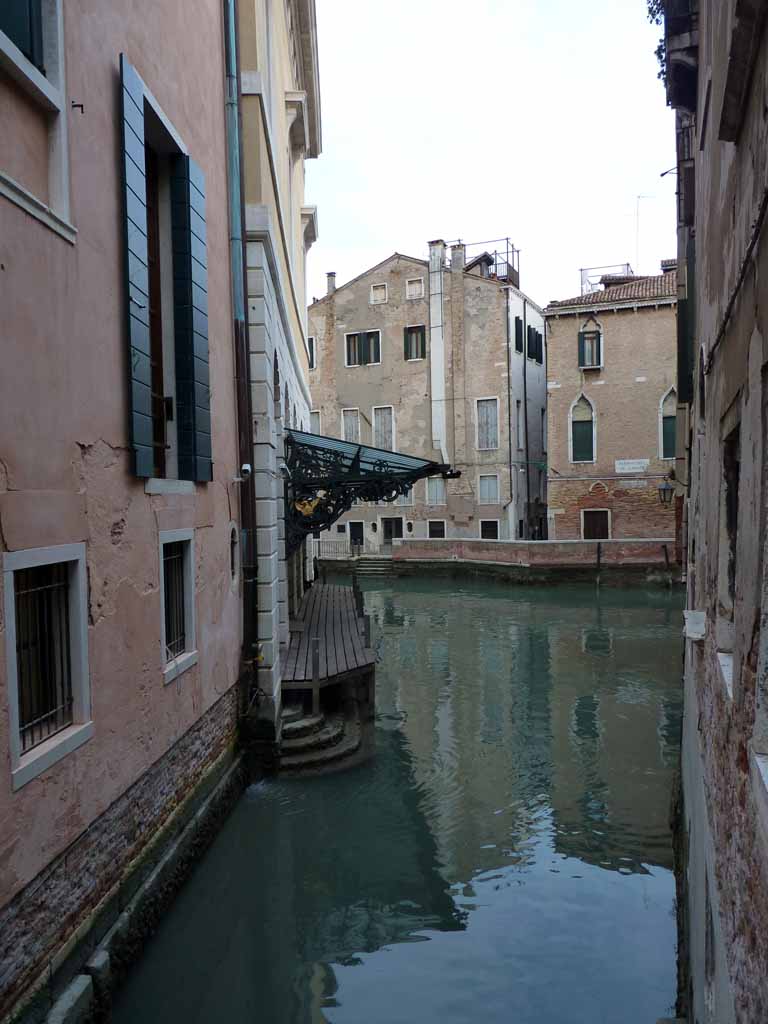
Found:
[571,395,595,463]
[661,388,677,459]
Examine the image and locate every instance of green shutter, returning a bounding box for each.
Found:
[663,415,676,459]
[572,420,593,462]
[120,56,154,478]
[420,326,426,358]
[515,317,523,352]
[171,155,212,482]
[578,331,586,368]
[360,332,370,365]
[403,327,409,360]
[594,334,601,367]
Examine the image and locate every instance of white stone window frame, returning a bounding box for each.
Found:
[0,0,74,244]
[371,404,395,451]
[580,508,612,540]
[404,323,427,362]
[309,409,321,434]
[369,282,388,305]
[477,472,500,505]
[427,519,447,539]
[341,406,360,444]
[579,317,604,371]
[475,396,500,451]
[344,330,382,368]
[3,542,93,790]
[426,476,447,506]
[569,392,597,464]
[158,528,198,685]
[406,277,425,300]
[659,386,677,461]
[479,519,500,540]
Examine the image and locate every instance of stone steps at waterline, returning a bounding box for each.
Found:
[281,714,345,753]
[354,558,392,577]
[282,711,324,739]
[279,714,362,774]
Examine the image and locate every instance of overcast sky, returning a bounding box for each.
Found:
[305,0,676,308]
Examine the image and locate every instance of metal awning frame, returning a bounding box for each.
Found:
[283,429,460,554]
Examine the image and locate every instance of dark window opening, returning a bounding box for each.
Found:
[336,525,346,533]
[14,562,73,753]
[230,526,238,581]
[723,427,740,604]
[514,317,523,352]
[480,520,499,540]
[571,399,594,462]
[428,521,445,539]
[308,336,316,370]
[163,541,187,660]
[346,331,380,366]
[662,415,676,459]
[1,1,44,73]
[404,325,426,360]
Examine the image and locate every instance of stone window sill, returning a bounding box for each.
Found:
[12,721,94,791]
[145,478,196,496]
[0,173,76,245]
[163,649,198,686]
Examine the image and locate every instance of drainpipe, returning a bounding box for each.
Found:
[522,299,531,538]
[504,289,515,539]
[224,0,259,681]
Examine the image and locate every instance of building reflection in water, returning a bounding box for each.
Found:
[111,578,682,1024]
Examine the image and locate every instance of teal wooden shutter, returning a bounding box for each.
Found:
[171,155,212,482]
[578,332,586,367]
[594,334,602,367]
[572,421,593,462]
[419,326,426,358]
[403,327,409,360]
[663,415,676,458]
[120,56,154,478]
[360,332,370,365]
[515,317,523,352]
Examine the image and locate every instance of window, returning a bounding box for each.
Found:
[427,476,446,505]
[336,524,346,533]
[406,278,424,300]
[541,408,547,452]
[571,396,595,463]
[578,328,602,369]
[515,317,524,353]
[373,406,394,449]
[478,474,500,504]
[345,330,381,366]
[477,398,499,450]
[582,510,610,539]
[120,57,212,483]
[338,408,358,443]
[370,283,387,305]
[309,410,321,434]
[428,521,446,539]
[397,489,414,507]
[159,530,197,683]
[3,543,92,790]
[404,325,426,361]
[661,388,677,459]
[308,336,316,370]
[516,400,523,450]
[1,1,44,70]
[480,520,499,540]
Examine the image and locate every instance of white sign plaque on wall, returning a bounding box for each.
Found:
[615,459,650,474]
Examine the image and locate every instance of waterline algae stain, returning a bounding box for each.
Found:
[112,578,682,1024]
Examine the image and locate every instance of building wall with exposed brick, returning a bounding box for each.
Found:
[544,287,677,543]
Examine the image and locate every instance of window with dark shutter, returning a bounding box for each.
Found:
[662,389,677,459]
[578,328,602,369]
[515,317,523,352]
[571,396,594,462]
[404,325,426,360]
[120,56,211,483]
[527,325,535,359]
[346,331,380,366]
[1,1,44,72]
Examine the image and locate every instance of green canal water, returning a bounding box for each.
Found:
[112,578,683,1024]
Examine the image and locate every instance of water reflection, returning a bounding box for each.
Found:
[112,579,682,1024]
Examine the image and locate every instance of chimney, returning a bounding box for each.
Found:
[326,271,336,295]
[450,243,465,271]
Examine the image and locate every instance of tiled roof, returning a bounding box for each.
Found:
[545,270,677,311]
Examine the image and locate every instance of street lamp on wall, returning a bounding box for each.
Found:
[658,477,675,505]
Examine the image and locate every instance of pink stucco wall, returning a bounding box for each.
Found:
[392,538,673,566]
[0,0,241,910]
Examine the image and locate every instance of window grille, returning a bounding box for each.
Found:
[163,541,187,660]
[342,409,360,443]
[14,562,73,753]
[479,475,499,504]
[477,398,499,449]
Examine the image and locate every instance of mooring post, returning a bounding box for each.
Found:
[312,636,320,715]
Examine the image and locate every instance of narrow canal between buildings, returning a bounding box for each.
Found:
[112,577,683,1024]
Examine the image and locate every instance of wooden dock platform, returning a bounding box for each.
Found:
[282,584,375,709]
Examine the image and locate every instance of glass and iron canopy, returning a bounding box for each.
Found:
[284,429,460,555]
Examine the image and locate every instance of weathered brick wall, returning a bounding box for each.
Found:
[547,477,675,540]
[0,685,239,1021]
[392,538,671,566]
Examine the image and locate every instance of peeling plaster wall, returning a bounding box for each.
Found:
[681,1,768,1020]
[0,0,242,1010]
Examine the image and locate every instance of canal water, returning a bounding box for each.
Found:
[112,578,683,1024]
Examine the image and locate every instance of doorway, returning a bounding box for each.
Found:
[381,517,404,550]
[349,521,364,553]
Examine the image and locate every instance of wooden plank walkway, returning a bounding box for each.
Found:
[283,583,374,685]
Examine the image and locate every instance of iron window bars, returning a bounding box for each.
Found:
[163,541,186,660]
[14,562,73,753]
